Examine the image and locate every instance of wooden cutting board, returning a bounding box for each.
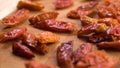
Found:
[0,0,120,68]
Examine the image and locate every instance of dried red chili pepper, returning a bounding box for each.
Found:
[77,1,98,11]
[34,43,49,55]
[116,16,120,23]
[88,33,112,43]
[107,25,120,37]
[77,23,99,37]
[98,18,119,26]
[97,6,117,18]
[78,23,108,38]
[37,31,59,44]
[75,51,118,68]
[80,16,98,25]
[21,32,38,48]
[103,0,118,6]
[17,0,44,11]
[12,42,35,59]
[78,10,95,18]
[31,19,75,33]
[1,9,29,27]
[57,41,74,68]
[73,43,92,63]
[0,27,27,42]
[67,10,80,19]
[54,0,73,9]
[67,1,98,19]
[29,11,59,25]
[98,41,120,50]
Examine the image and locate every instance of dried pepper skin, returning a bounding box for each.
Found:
[116,16,120,23]
[97,1,120,23]
[75,51,118,68]
[67,1,98,19]
[98,18,119,26]
[12,42,35,59]
[21,32,50,55]
[17,0,44,11]
[0,27,27,42]
[29,11,75,33]
[98,41,120,50]
[37,31,59,44]
[1,9,29,27]
[34,43,49,55]
[31,19,75,33]
[29,11,59,24]
[73,43,92,64]
[67,10,80,19]
[88,33,112,43]
[25,61,59,68]
[80,15,119,26]
[54,0,73,9]
[78,21,112,43]
[77,23,99,37]
[77,1,98,11]
[103,0,118,6]
[56,41,118,68]
[57,41,74,68]
[78,10,94,18]
[97,6,117,18]
[67,10,94,19]
[107,25,120,37]
[12,32,49,55]
[80,16,98,25]
[21,32,38,48]
[78,1,98,17]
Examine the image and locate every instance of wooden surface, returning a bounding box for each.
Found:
[0,0,120,68]
[0,0,19,19]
